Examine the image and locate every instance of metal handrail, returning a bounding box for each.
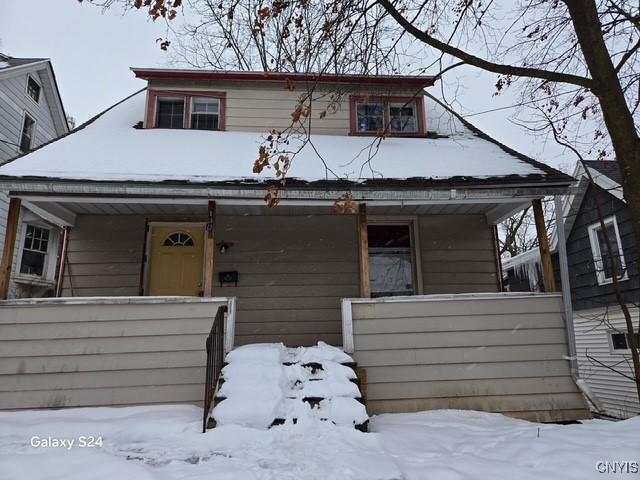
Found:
[202,305,227,433]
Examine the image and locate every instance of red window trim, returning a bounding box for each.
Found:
[145,90,227,130]
[349,95,425,137]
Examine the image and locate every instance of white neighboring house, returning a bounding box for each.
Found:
[0,53,69,298]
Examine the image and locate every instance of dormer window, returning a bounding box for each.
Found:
[351,96,424,136]
[156,98,185,129]
[148,91,225,130]
[191,97,220,130]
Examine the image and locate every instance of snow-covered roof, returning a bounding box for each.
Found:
[0,89,571,188]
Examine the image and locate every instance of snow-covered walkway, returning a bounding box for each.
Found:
[1,405,639,479]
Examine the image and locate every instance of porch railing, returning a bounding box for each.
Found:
[203,305,227,433]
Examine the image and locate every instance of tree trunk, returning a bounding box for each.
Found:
[563,0,640,402]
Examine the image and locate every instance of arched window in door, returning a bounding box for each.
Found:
[163,232,195,247]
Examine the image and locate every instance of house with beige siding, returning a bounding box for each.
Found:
[0,69,590,423]
[0,53,69,299]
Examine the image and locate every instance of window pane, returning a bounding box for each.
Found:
[370,251,414,297]
[368,224,414,297]
[191,113,219,130]
[27,77,41,102]
[596,223,624,279]
[20,115,35,151]
[357,102,384,132]
[20,250,46,276]
[390,103,417,133]
[611,333,628,350]
[156,99,184,129]
[192,98,219,113]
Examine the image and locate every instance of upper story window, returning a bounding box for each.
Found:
[587,215,628,285]
[352,96,424,136]
[156,98,185,129]
[20,113,36,152]
[149,91,225,130]
[191,97,220,130]
[20,224,50,277]
[26,76,41,103]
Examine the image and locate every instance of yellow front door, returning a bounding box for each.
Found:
[147,226,205,296]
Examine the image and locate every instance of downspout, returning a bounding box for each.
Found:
[554,195,604,412]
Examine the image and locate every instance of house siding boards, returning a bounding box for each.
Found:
[565,183,639,311]
[59,212,498,345]
[349,295,589,422]
[574,306,640,418]
[148,79,422,135]
[0,298,228,409]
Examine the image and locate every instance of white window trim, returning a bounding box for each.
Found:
[15,222,58,282]
[189,97,221,130]
[587,215,628,286]
[607,329,639,355]
[154,96,187,129]
[18,110,37,153]
[25,74,41,106]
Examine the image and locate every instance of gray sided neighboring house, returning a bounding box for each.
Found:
[0,53,69,298]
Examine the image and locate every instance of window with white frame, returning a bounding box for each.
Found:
[27,76,41,103]
[19,113,36,152]
[609,331,640,352]
[190,97,220,130]
[587,216,628,285]
[19,224,51,277]
[156,98,185,129]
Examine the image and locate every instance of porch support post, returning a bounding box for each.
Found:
[54,226,70,297]
[554,195,578,376]
[203,200,216,297]
[358,203,371,298]
[532,198,557,293]
[0,197,21,300]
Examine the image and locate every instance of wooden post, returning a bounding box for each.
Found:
[532,198,557,293]
[358,203,371,298]
[0,198,21,300]
[54,226,70,297]
[203,200,216,297]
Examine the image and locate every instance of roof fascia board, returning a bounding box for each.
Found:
[3,182,568,203]
[0,60,50,81]
[39,62,69,135]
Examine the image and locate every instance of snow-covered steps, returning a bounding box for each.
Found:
[210,342,369,431]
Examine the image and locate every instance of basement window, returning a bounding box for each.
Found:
[610,331,640,352]
[587,216,628,285]
[19,224,51,277]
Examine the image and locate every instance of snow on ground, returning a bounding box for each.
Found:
[0,90,545,184]
[0,406,638,480]
[214,342,367,429]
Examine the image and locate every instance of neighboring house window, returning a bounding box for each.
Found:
[368,224,416,297]
[610,331,640,352]
[191,97,220,130]
[156,98,185,129]
[19,224,51,276]
[19,113,36,151]
[26,76,41,103]
[587,215,628,285]
[352,96,423,136]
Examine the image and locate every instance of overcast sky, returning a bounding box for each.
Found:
[0,0,572,170]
